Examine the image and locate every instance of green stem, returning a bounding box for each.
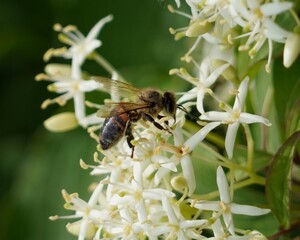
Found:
[192,174,265,200]
[242,124,254,170]
[290,9,300,26]
[261,84,273,150]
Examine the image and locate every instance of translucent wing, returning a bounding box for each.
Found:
[93,76,140,98]
[96,102,151,118]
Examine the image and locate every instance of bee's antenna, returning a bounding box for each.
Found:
[177,104,200,122]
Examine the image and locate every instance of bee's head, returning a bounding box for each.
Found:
[163,92,177,120]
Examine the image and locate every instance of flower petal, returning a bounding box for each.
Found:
[185,122,221,151]
[231,203,271,216]
[205,63,230,87]
[200,111,230,121]
[86,15,113,42]
[196,90,205,114]
[217,166,230,204]
[264,18,289,42]
[239,113,271,126]
[223,211,235,236]
[181,155,196,195]
[233,77,249,111]
[193,201,220,211]
[260,2,293,16]
[225,122,240,159]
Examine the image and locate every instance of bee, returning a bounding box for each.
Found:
[94,77,179,157]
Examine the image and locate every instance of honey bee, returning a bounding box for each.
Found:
[94,77,179,157]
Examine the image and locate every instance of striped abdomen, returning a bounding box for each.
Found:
[99,113,129,150]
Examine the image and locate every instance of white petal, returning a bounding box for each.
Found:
[143,189,175,200]
[79,80,101,92]
[205,63,230,87]
[177,88,197,104]
[200,111,230,121]
[261,2,293,16]
[217,166,230,204]
[193,201,220,211]
[151,225,170,236]
[173,125,185,146]
[225,122,239,159]
[74,92,85,123]
[247,0,259,10]
[211,214,224,237]
[82,39,101,55]
[162,196,178,224]
[181,155,196,195]
[264,18,289,42]
[196,90,205,114]
[86,15,113,42]
[185,122,221,151]
[233,77,249,111]
[154,167,170,185]
[78,218,90,240]
[231,203,271,216]
[223,212,235,236]
[239,113,272,126]
[88,182,104,206]
[179,219,207,228]
[80,113,103,127]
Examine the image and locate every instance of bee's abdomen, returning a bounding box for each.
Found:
[99,114,128,150]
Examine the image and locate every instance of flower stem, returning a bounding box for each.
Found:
[242,124,254,170]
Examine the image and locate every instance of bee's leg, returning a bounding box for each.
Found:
[125,122,135,158]
[142,113,171,134]
[157,115,169,126]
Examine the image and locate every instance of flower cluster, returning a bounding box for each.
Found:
[170,0,300,71]
[36,15,114,130]
[36,0,300,239]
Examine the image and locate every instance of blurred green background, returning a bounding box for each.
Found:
[0,0,187,239]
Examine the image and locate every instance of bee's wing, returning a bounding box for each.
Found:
[96,102,151,118]
[93,76,140,98]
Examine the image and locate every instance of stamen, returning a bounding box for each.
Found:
[35,73,48,81]
[80,159,89,169]
[167,4,192,19]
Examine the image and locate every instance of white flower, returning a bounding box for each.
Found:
[54,183,108,240]
[232,0,292,71]
[35,64,102,126]
[159,196,207,239]
[175,61,230,114]
[44,15,113,69]
[193,166,270,236]
[200,77,271,159]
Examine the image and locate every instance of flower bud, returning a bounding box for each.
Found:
[186,19,212,37]
[283,30,300,68]
[66,220,97,239]
[171,175,187,193]
[44,112,78,132]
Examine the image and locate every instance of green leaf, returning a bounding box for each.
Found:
[232,145,272,181]
[266,130,300,228]
[273,57,300,137]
